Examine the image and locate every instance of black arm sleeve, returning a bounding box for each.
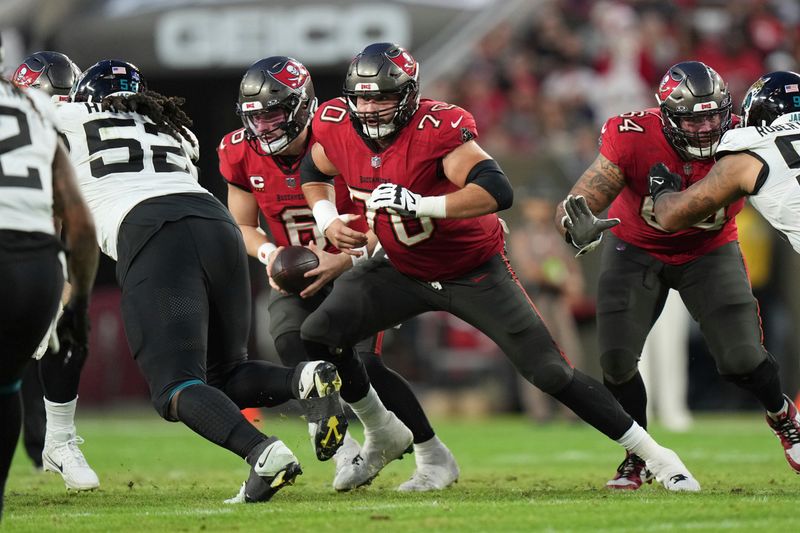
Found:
[464,159,513,211]
[299,150,335,186]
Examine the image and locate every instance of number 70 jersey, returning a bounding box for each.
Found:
[57,102,209,259]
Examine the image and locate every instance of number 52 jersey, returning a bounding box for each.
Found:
[56,102,209,259]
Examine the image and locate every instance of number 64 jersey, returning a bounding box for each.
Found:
[56,102,209,259]
[600,107,744,264]
[716,120,800,253]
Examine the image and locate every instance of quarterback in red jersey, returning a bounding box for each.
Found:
[300,42,701,492]
[219,56,459,492]
[557,61,791,488]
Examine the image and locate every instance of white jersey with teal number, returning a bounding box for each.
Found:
[717,119,800,253]
[57,101,208,259]
[0,84,60,235]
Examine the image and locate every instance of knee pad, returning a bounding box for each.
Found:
[722,352,779,388]
[600,348,640,385]
[531,359,574,394]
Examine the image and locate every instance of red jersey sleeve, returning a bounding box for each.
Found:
[217,129,251,191]
[414,100,479,159]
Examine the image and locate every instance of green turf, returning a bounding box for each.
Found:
[3,411,798,532]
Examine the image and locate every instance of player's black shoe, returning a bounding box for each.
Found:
[295,361,348,461]
[225,439,302,504]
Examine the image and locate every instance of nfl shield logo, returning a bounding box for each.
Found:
[371,155,382,168]
[286,177,296,188]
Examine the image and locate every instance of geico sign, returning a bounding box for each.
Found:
[155,4,411,68]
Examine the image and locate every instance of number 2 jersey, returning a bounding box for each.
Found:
[0,84,60,236]
[56,102,210,259]
[600,108,743,264]
[311,98,505,281]
[716,119,800,254]
[217,127,366,252]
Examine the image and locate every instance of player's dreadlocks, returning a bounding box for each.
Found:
[102,89,196,147]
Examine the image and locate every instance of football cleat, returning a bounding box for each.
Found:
[606,452,653,490]
[765,395,800,473]
[333,432,362,480]
[297,361,348,461]
[644,447,701,492]
[333,411,413,491]
[224,439,302,504]
[42,434,99,491]
[397,445,460,492]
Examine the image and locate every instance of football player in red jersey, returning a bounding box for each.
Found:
[219,56,459,491]
[300,42,700,492]
[556,61,795,488]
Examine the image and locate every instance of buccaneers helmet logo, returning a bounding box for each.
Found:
[386,48,418,79]
[12,64,45,88]
[272,60,309,90]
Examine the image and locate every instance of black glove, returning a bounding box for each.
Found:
[56,296,90,365]
[648,163,682,202]
[561,194,620,257]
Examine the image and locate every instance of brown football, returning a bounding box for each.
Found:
[271,246,319,294]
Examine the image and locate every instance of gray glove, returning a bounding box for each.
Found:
[561,194,620,256]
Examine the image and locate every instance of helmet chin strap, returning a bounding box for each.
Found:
[363,122,396,139]
[684,139,720,159]
[260,135,290,155]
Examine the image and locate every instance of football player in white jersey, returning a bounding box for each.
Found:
[650,70,800,473]
[59,59,347,503]
[12,51,101,491]
[0,76,98,520]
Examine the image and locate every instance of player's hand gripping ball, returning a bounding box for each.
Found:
[270,246,320,294]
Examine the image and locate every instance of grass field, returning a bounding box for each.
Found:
[4,410,798,532]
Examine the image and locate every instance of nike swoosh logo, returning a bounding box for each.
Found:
[46,455,64,472]
[257,445,273,469]
[470,273,489,283]
[451,116,463,128]
[651,178,664,185]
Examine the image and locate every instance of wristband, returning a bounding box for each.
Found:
[416,195,447,218]
[351,246,369,266]
[257,242,277,266]
[312,200,341,233]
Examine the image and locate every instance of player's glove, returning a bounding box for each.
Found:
[561,194,620,257]
[648,162,682,203]
[367,183,421,217]
[56,296,90,366]
[367,183,447,218]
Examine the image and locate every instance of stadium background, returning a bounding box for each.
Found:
[2,0,800,418]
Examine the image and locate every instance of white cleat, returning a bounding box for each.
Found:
[42,434,99,491]
[333,412,412,491]
[398,447,460,492]
[224,439,302,504]
[333,432,362,481]
[645,447,701,492]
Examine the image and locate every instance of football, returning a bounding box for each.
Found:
[271,245,319,294]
